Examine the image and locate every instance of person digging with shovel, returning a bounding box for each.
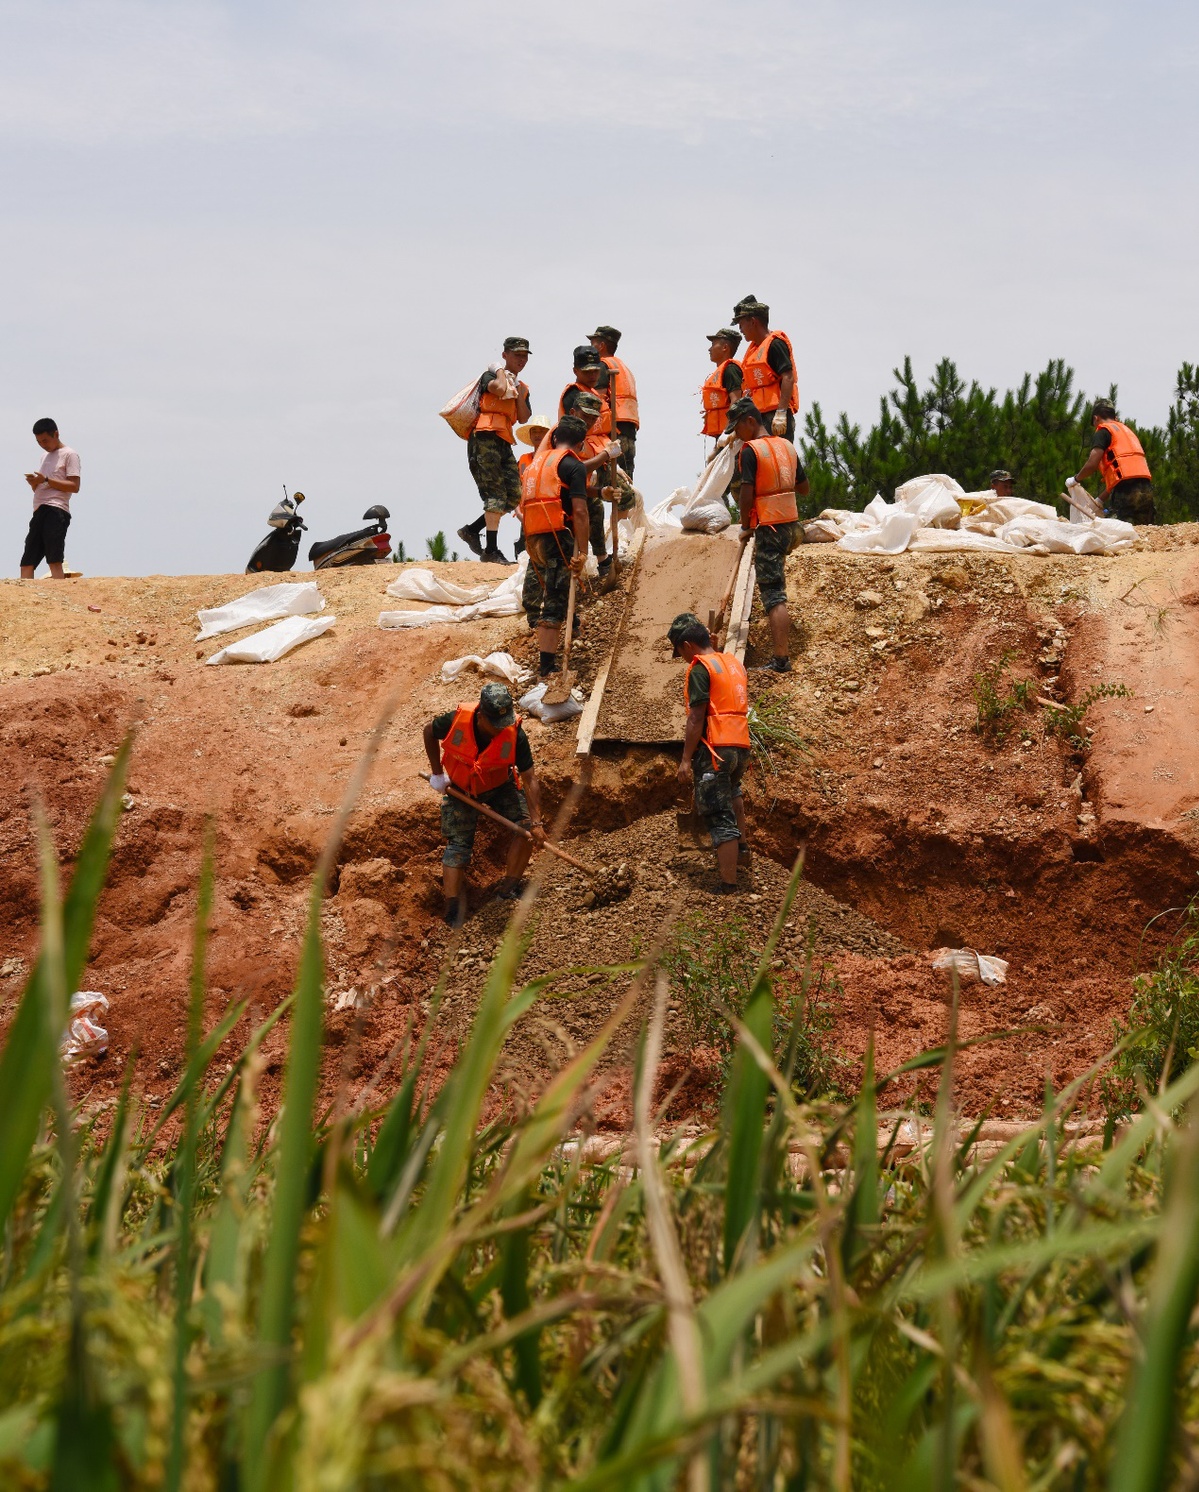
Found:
[424,683,547,926]
[668,612,753,896]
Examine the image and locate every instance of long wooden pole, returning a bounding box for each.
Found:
[419,772,598,878]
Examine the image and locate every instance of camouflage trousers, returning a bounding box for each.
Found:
[693,745,749,847]
[522,529,574,626]
[467,431,521,514]
[441,778,528,868]
[587,469,636,559]
[616,422,638,478]
[1109,480,1158,525]
[753,521,800,613]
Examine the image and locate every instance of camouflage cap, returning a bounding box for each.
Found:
[732,294,769,321]
[707,327,742,350]
[572,344,604,370]
[1092,397,1116,420]
[572,390,605,418]
[588,325,621,346]
[503,336,531,354]
[478,682,516,727]
[667,611,710,655]
[555,415,587,447]
[990,469,1014,484]
[727,395,762,426]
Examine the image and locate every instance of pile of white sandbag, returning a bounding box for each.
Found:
[803,474,1138,557]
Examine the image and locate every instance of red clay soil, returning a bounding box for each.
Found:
[1,528,1197,1126]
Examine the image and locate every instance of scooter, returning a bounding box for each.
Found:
[308,505,392,569]
[246,490,307,574]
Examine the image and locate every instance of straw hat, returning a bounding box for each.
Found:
[515,414,553,447]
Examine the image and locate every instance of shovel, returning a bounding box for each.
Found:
[541,572,578,706]
[676,787,707,848]
[419,772,598,876]
[708,530,751,648]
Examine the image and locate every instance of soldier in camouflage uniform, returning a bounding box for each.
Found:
[459,336,532,565]
[423,683,547,925]
[520,415,592,678]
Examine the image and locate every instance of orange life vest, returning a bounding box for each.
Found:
[685,651,751,761]
[439,705,521,796]
[741,331,799,415]
[520,445,572,535]
[518,451,533,480]
[474,379,518,443]
[701,361,739,436]
[745,437,799,528]
[1095,419,1152,492]
[601,356,640,427]
[558,382,612,437]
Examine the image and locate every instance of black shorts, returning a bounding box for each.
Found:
[21,505,71,569]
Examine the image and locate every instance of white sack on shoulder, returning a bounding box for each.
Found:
[519,681,584,723]
[386,568,492,605]
[207,613,337,663]
[196,581,325,641]
[930,948,1009,986]
[441,652,531,687]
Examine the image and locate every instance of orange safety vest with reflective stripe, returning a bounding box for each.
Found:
[601,356,639,426]
[701,361,739,436]
[474,379,519,443]
[518,451,533,481]
[439,706,520,796]
[744,437,799,527]
[1095,419,1151,492]
[741,331,799,415]
[685,652,751,760]
[520,445,572,535]
[558,381,612,437]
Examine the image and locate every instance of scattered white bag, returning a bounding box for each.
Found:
[802,517,842,543]
[378,555,530,628]
[838,506,919,554]
[196,581,324,641]
[679,444,735,533]
[894,475,963,529]
[519,681,584,723]
[207,613,337,664]
[61,991,109,1065]
[997,516,1136,555]
[909,529,1018,553]
[930,948,1009,986]
[386,568,491,605]
[439,376,482,439]
[441,652,530,687]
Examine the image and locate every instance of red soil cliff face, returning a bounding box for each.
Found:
[1,530,1197,1122]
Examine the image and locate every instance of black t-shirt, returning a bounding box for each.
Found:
[555,451,588,514]
[765,335,792,378]
[1091,428,1112,452]
[431,709,534,773]
[739,443,806,488]
[721,362,744,395]
[687,658,712,709]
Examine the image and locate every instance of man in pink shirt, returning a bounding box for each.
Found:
[21,418,80,579]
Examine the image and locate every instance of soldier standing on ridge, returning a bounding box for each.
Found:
[458,336,532,565]
[700,327,744,445]
[729,396,809,674]
[733,295,798,442]
[1066,397,1157,525]
[559,349,624,581]
[668,612,753,895]
[587,325,640,479]
[519,414,592,677]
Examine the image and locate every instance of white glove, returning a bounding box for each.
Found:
[1065,476,1077,489]
[428,772,449,794]
[715,430,735,451]
[771,410,787,435]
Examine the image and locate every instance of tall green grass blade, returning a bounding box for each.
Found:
[242,887,326,1491]
[722,978,773,1275]
[845,1036,879,1261]
[165,829,214,1492]
[202,1065,258,1346]
[87,1056,134,1258]
[0,739,129,1237]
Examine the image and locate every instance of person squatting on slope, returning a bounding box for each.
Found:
[587,325,640,479]
[729,397,810,674]
[733,295,798,442]
[669,612,753,895]
[1066,397,1157,525]
[519,414,593,676]
[458,336,532,565]
[424,683,547,926]
[21,418,80,580]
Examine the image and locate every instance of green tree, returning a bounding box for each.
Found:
[1155,363,1199,522]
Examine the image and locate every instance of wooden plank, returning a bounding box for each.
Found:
[575,528,646,757]
[728,545,756,661]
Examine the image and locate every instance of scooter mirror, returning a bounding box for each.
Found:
[362,504,390,522]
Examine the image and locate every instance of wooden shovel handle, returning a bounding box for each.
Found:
[420,772,597,877]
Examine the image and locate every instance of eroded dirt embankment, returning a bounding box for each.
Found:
[1,529,1197,1119]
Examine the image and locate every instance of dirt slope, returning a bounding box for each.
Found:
[1,528,1197,1121]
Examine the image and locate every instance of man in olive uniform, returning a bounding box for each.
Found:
[459,336,532,564]
[587,325,639,479]
[733,296,797,442]
[1066,397,1157,524]
[424,683,547,925]
[520,414,593,676]
[668,612,752,894]
[990,469,1016,498]
[729,397,809,673]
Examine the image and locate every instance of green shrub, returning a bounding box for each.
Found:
[972,650,1035,743]
[1044,680,1134,752]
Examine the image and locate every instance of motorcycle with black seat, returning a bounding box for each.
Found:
[246,491,307,573]
[308,505,392,569]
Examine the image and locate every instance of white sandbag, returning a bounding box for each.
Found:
[838,508,919,554]
[909,529,1018,552]
[802,518,842,543]
[379,556,531,627]
[378,606,461,629]
[519,681,584,723]
[61,991,109,1065]
[195,581,325,641]
[440,652,530,687]
[894,475,962,529]
[386,568,491,605]
[644,489,689,535]
[998,516,1136,555]
[439,376,481,439]
[931,948,1009,986]
[680,446,734,532]
[985,497,1060,524]
[207,613,337,664]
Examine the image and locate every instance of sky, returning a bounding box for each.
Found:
[2,0,1197,577]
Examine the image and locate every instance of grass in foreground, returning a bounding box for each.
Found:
[2,753,1199,1489]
